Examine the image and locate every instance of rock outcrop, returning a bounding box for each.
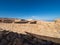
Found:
[0,30,60,45]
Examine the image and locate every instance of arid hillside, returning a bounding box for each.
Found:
[0,18,60,43]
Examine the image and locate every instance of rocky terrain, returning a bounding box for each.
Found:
[0,18,60,43]
[0,30,60,45]
[0,19,60,38]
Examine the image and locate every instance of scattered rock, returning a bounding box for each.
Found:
[0,30,60,45]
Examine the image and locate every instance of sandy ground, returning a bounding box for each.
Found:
[0,20,60,39]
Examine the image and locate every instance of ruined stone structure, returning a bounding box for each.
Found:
[0,18,60,43]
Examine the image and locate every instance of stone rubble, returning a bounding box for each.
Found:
[0,30,60,45]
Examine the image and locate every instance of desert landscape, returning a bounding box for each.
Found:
[0,18,60,44]
[0,0,60,45]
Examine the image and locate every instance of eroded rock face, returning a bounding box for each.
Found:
[0,30,60,45]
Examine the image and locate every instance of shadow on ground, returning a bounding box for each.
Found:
[0,30,60,45]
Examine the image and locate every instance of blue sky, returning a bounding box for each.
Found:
[0,0,60,20]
